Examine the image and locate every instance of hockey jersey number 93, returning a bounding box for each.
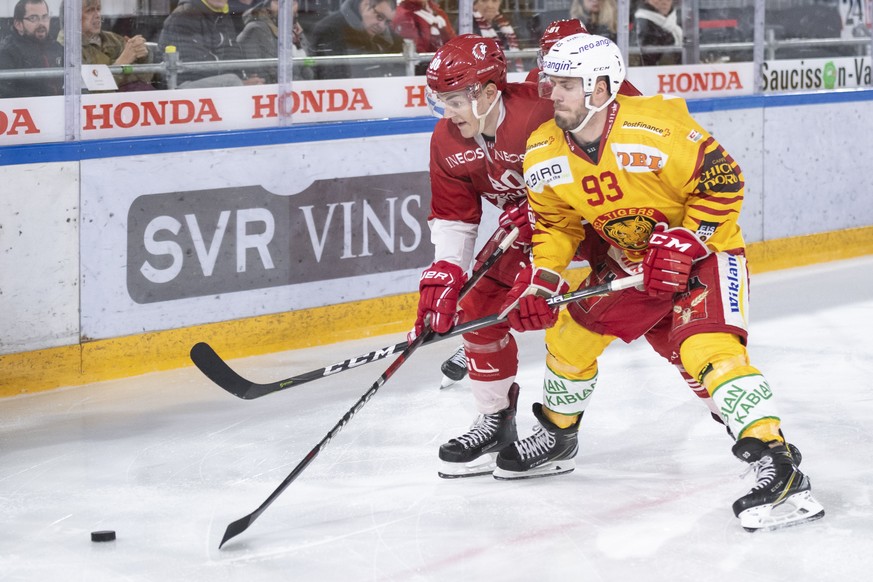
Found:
[523,94,747,274]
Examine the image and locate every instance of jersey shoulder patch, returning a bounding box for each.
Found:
[525,155,573,193]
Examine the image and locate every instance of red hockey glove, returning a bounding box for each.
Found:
[499,265,569,332]
[642,224,710,296]
[414,261,467,337]
[498,200,533,247]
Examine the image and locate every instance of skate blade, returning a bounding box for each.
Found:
[437,454,497,479]
[492,459,576,481]
[439,375,459,390]
[738,490,825,532]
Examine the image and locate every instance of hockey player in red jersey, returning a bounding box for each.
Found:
[439,18,642,390]
[497,33,824,531]
[412,34,554,478]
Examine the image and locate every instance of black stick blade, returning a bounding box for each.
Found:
[219,513,256,549]
[190,342,260,399]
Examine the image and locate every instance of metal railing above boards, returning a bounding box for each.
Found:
[0,36,870,93]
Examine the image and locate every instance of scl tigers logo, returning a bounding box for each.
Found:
[601,214,657,252]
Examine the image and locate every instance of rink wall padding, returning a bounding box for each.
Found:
[3,90,873,397]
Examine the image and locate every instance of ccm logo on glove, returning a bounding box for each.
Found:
[642,224,710,296]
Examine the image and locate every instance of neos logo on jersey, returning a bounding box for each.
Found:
[610,143,668,173]
[525,156,573,193]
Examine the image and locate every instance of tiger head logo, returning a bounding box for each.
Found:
[602,215,656,252]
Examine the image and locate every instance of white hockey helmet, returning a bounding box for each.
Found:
[541,33,626,92]
[540,33,626,132]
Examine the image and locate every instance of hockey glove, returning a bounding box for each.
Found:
[414,261,467,337]
[499,265,569,332]
[498,200,533,247]
[642,224,710,296]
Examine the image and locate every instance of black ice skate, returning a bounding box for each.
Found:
[731,437,824,532]
[493,403,581,480]
[437,383,519,478]
[440,346,468,389]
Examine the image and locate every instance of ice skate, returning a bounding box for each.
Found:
[439,345,468,389]
[731,437,824,532]
[438,383,519,478]
[493,403,581,480]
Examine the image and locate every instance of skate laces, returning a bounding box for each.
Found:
[446,347,466,368]
[456,413,500,449]
[741,455,777,491]
[514,424,556,460]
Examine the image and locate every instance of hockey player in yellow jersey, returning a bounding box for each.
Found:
[495,33,824,531]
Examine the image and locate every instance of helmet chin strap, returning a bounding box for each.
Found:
[472,90,502,135]
[570,92,616,134]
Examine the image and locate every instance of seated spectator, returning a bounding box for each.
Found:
[472,0,522,71]
[310,0,405,80]
[635,0,683,66]
[392,0,455,64]
[58,0,155,92]
[0,0,64,98]
[238,0,314,81]
[229,0,257,33]
[159,0,265,88]
[569,0,617,41]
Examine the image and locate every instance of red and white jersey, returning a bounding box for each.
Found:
[428,82,553,268]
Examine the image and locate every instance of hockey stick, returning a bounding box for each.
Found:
[217,272,642,548]
[191,227,520,400]
[218,324,433,548]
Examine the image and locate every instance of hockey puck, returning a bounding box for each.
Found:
[91,530,116,542]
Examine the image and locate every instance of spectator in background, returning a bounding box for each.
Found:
[472,0,522,71]
[310,0,405,80]
[0,0,64,98]
[229,0,257,33]
[58,0,155,92]
[159,0,265,88]
[238,0,315,81]
[392,0,455,66]
[569,0,617,41]
[635,0,682,65]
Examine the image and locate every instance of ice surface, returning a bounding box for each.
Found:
[2,256,873,581]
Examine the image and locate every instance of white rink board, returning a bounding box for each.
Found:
[80,134,427,339]
[3,95,873,352]
[761,99,873,239]
[0,162,79,353]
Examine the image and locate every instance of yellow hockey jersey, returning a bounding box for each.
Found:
[523,93,746,274]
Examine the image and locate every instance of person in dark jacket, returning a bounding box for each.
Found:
[58,0,155,92]
[237,0,314,81]
[634,0,683,66]
[0,0,64,98]
[158,0,264,88]
[310,0,405,80]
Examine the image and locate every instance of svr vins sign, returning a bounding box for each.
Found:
[127,173,432,303]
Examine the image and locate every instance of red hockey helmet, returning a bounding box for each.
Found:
[540,19,589,54]
[426,34,508,95]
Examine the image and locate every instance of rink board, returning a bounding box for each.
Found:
[2,91,873,395]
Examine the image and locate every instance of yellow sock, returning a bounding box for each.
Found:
[543,407,579,429]
[740,418,783,443]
